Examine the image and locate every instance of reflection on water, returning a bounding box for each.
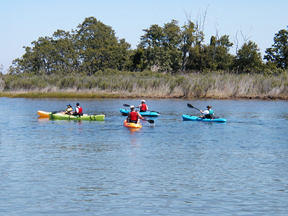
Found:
[37,117,49,122]
[0,97,288,215]
[127,127,141,134]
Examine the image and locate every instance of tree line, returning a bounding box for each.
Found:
[8,17,288,75]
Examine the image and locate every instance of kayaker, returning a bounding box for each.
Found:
[137,100,148,112]
[127,105,144,123]
[73,103,83,116]
[64,104,73,114]
[200,105,214,119]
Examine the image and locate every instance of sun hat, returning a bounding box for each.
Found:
[141,100,145,103]
[130,105,134,109]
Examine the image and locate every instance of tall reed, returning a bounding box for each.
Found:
[1,70,288,99]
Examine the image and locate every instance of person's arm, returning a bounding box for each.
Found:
[137,112,144,120]
[202,110,209,115]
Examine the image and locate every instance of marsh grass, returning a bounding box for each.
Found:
[1,70,288,99]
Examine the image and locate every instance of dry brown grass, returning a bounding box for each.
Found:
[1,71,288,99]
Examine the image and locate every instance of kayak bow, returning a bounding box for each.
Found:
[37,110,51,118]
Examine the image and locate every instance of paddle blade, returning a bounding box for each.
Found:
[123,104,131,107]
[143,119,154,124]
[187,103,201,112]
[187,103,194,108]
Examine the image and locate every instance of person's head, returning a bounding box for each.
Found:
[67,104,72,107]
[207,105,212,109]
[130,105,135,111]
[141,99,145,104]
[76,103,80,106]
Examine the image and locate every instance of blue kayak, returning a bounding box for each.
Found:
[119,108,160,117]
[182,114,226,122]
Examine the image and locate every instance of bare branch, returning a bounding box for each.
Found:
[240,29,252,43]
[234,31,239,54]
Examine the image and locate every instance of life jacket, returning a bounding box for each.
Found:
[204,109,214,119]
[77,106,83,114]
[129,111,138,121]
[140,104,147,112]
[66,107,72,112]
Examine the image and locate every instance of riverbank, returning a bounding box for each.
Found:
[0,91,287,100]
[1,71,287,100]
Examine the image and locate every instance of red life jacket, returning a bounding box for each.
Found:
[77,107,83,114]
[130,111,138,121]
[140,104,147,112]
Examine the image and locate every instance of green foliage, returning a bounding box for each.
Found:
[7,16,288,75]
[264,27,288,69]
[233,41,264,73]
[139,20,182,72]
[10,17,131,76]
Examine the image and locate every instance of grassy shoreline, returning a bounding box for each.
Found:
[0,91,287,100]
[1,71,288,100]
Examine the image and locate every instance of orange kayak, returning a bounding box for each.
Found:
[37,110,51,118]
[123,119,142,128]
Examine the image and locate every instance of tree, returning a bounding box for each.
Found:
[180,21,197,72]
[75,17,130,74]
[139,24,165,71]
[264,27,288,69]
[211,35,234,70]
[181,18,205,72]
[139,20,182,72]
[234,41,263,72]
[52,30,77,74]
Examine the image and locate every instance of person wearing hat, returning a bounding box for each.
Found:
[200,105,214,119]
[73,102,83,116]
[127,105,144,123]
[137,100,148,112]
[64,104,73,114]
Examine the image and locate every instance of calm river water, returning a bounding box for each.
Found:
[0,97,287,215]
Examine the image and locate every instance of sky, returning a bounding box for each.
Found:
[1,0,288,72]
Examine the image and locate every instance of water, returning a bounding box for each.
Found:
[0,97,287,215]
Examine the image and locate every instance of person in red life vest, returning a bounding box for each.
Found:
[127,105,144,123]
[73,102,83,116]
[137,100,149,112]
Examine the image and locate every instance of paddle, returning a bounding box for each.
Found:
[187,103,201,112]
[52,110,64,114]
[187,103,219,119]
[123,104,159,114]
[143,119,154,124]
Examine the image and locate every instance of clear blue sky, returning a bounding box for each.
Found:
[1,0,287,72]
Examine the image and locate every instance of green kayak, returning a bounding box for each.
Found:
[50,113,105,121]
